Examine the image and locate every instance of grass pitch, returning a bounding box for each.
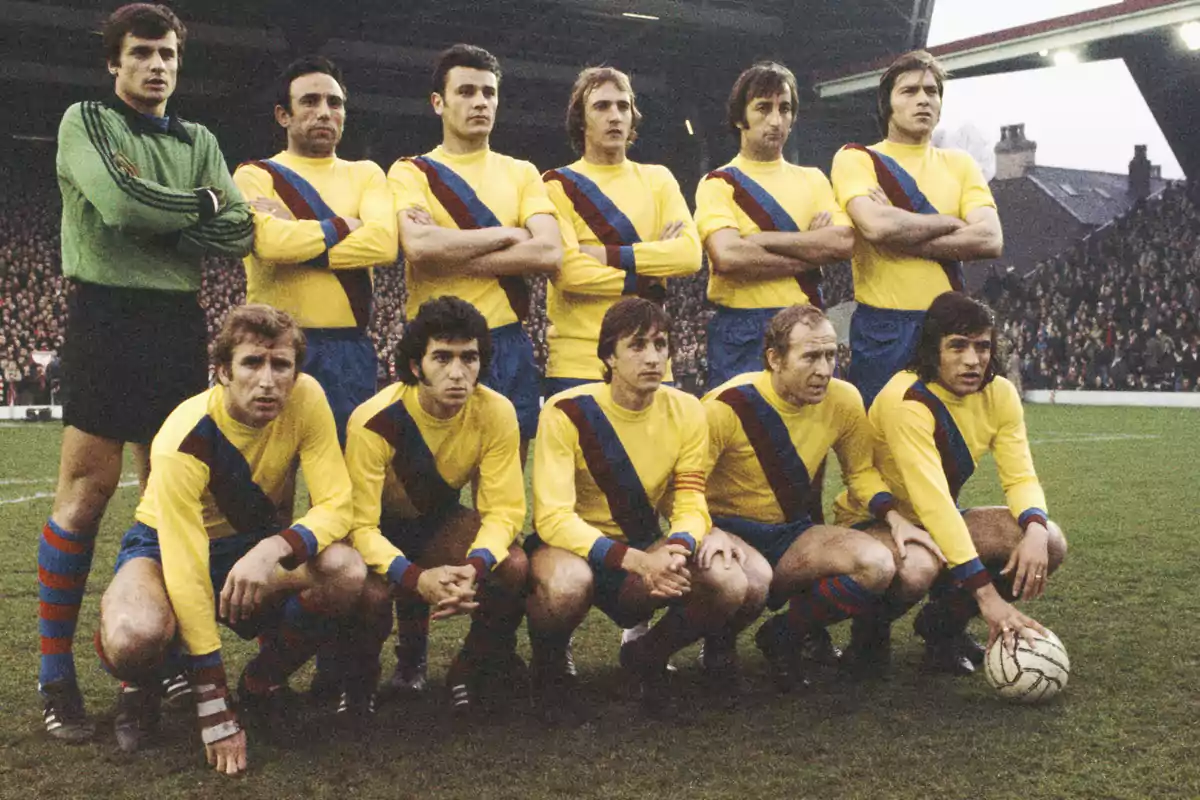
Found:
[1,405,1198,799]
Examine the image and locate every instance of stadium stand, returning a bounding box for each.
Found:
[1,155,1193,400]
[992,182,1200,393]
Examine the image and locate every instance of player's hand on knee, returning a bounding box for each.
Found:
[697,528,740,571]
[220,538,290,625]
[418,565,478,619]
[886,512,947,564]
[630,545,692,599]
[205,729,248,777]
[1000,522,1050,600]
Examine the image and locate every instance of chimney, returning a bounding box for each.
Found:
[1129,144,1151,199]
[993,123,1037,180]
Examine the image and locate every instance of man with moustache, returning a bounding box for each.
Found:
[234,55,397,445]
[695,61,853,389]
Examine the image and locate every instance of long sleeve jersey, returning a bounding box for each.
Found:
[388,146,557,329]
[704,371,894,524]
[694,154,847,310]
[534,383,710,569]
[345,382,525,584]
[134,375,351,659]
[56,96,253,291]
[830,140,996,311]
[542,159,701,380]
[835,370,1048,588]
[234,151,397,330]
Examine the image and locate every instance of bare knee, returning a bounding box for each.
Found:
[1047,521,1067,573]
[100,595,174,680]
[313,543,367,613]
[492,545,530,594]
[358,573,393,616]
[528,552,592,628]
[740,554,773,612]
[852,543,896,594]
[693,561,749,618]
[891,545,940,603]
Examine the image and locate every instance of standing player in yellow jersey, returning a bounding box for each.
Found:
[234,56,397,445]
[93,306,362,775]
[334,297,528,720]
[541,66,701,397]
[389,44,562,456]
[835,293,1067,676]
[831,51,1002,408]
[703,304,943,689]
[528,298,754,720]
[695,61,853,389]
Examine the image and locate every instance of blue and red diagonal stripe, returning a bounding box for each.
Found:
[717,384,812,523]
[842,144,964,292]
[706,167,822,307]
[556,395,660,548]
[902,381,975,500]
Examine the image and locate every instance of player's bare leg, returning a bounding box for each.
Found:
[97,557,177,752]
[617,541,748,716]
[756,525,896,691]
[842,524,942,679]
[526,546,594,725]
[698,532,771,685]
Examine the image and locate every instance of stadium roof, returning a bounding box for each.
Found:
[0,0,932,177]
[810,0,1200,179]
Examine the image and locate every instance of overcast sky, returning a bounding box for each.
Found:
[926,0,1184,179]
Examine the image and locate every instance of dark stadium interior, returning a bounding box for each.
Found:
[2,0,1198,401]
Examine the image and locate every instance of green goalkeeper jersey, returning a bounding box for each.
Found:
[56,95,253,292]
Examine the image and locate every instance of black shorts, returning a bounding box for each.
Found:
[61,280,207,444]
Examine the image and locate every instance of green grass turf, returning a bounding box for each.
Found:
[1,405,1199,799]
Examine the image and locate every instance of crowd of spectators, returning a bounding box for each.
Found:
[4,156,1196,404]
[991,182,1200,393]
[0,176,66,406]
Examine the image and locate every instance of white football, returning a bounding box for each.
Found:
[983,628,1070,703]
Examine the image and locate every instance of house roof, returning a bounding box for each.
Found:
[1021,165,1170,226]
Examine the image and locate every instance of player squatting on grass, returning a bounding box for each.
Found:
[34,14,1070,774]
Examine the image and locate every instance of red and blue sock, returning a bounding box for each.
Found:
[38,519,97,689]
[785,574,877,640]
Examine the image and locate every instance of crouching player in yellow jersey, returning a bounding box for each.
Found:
[528,298,755,721]
[94,306,361,775]
[835,292,1067,677]
[336,296,528,721]
[541,65,701,397]
[704,304,944,690]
